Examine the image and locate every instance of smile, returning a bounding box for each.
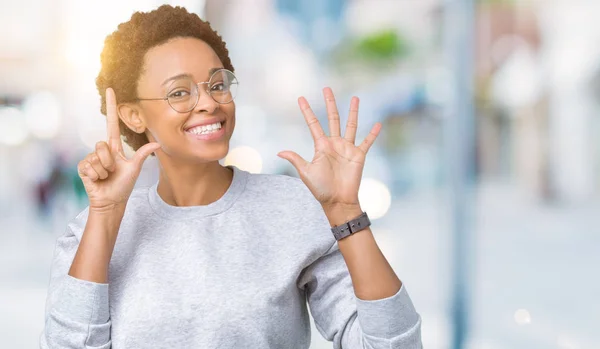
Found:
[185,121,223,135]
[185,121,226,141]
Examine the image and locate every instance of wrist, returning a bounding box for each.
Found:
[87,206,126,238]
[322,203,363,227]
[72,207,125,283]
[89,202,127,215]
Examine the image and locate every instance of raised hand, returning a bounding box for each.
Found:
[277,87,381,210]
[77,88,161,212]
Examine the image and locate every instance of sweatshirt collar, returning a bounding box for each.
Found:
[148,165,248,220]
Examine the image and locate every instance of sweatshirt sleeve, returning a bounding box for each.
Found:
[40,208,112,349]
[298,241,422,349]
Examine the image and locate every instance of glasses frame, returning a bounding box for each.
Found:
[135,68,238,113]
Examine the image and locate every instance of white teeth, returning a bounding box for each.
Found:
[187,122,222,135]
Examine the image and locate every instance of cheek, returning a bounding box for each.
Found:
[144,107,187,142]
[224,105,236,132]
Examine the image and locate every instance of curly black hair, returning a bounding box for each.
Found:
[95,5,234,151]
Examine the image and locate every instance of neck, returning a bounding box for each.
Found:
[156,158,233,207]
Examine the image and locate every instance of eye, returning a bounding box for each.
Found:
[168,89,190,99]
[210,82,227,92]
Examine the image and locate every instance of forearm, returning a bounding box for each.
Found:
[322,203,402,301]
[68,205,126,283]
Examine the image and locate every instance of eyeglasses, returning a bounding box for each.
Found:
[135,68,238,113]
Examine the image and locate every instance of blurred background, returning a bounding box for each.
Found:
[1,0,599,348]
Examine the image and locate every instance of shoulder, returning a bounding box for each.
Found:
[246,171,306,192]
[243,172,319,211]
[242,171,335,249]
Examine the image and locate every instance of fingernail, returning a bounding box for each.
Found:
[298,98,307,108]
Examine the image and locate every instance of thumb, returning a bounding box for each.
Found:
[277,151,308,173]
[132,142,161,167]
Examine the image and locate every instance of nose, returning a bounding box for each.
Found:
[193,83,219,114]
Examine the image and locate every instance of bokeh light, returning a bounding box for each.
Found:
[224,145,263,174]
[22,91,62,140]
[514,309,532,325]
[358,178,392,220]
[0,107,29,146]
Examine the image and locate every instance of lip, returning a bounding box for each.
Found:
[184,118,226,131]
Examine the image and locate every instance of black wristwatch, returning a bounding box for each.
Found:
[330,211,371,241]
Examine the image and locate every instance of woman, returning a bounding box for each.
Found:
[41,5,422,349]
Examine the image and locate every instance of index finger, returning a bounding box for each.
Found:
[106,88,122,151]
[298,97,326,143]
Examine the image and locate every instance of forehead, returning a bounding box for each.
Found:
[140,37,223,85]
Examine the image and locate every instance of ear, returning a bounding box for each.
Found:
[118,103,146,134]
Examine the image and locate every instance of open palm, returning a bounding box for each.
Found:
[278,87,381,209]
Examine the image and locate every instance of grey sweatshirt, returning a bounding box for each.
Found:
[40,165,422,348]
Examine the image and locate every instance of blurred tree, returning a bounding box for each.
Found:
[354,29,409,62]
[331,29,411,70]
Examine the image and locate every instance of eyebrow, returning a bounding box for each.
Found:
[161,67,224,87]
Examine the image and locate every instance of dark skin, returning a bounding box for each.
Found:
[71,37,401,301]
[121,37,236,207]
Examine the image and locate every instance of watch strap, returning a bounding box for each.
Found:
[331,211,371,240]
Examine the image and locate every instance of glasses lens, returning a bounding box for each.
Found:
[209,70,238,104]
[166,77,198,112]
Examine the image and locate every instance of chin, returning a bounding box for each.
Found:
[188,142,230,163]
